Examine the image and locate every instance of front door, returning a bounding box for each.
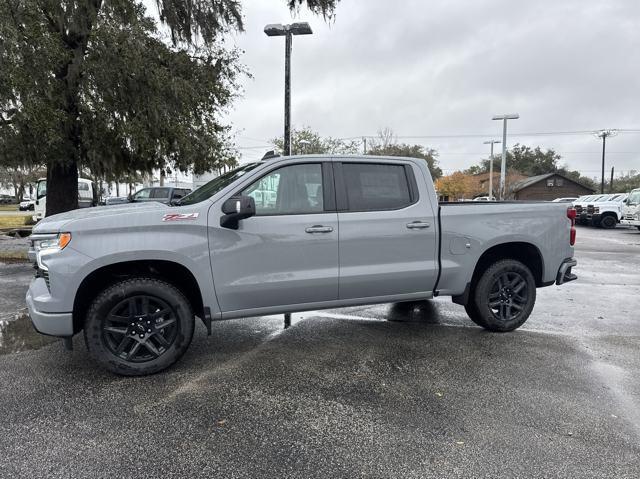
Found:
[335,160,438,300]
[209,162,339,314]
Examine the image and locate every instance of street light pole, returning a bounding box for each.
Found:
[492,113,519,200]
[594,129,617,194]
[284,32,292,156]
[264,22,313,156]
[483,140,501,199]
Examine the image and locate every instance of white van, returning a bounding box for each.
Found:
[33,177,98,221]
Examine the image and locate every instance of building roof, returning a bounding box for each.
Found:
[510,172,595,193]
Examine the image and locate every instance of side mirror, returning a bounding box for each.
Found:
[220,195,256,229]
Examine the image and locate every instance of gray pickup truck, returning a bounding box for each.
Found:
[26,155,578,375]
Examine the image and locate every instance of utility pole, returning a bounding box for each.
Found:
[610,166,615,193]
[594,129,618,194]
[363,137,367,154]
[492,114,519,200]
[483,140,501,199]
[264,22,313,156]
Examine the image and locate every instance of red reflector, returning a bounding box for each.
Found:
[570,227,576,246]
[567,208,577,220]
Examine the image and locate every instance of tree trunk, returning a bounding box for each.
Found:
[46,161,78,216]
[45,0,102,217]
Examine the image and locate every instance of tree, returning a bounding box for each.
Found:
[272,126,359,155]
[464,144,595,190]
[367,128,443,179]
[435,171,474,200]
[0,0,341,216]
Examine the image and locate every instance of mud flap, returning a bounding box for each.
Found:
[202,307,212,336]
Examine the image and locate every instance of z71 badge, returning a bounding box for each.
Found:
[162,213,199,222]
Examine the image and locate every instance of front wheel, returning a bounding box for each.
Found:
[600,215,617,229]
[84,277,195,376]
[465,259,536,332]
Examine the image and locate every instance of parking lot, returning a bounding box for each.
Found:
[1,225,639,478]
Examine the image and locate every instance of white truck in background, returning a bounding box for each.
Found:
[33,178,98,221]
[621,188,640,231]
[587,193,628,229]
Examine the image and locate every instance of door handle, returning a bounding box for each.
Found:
[305,225,334,234]
[406,221,431,229]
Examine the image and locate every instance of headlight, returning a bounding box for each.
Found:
[34,232,72,252]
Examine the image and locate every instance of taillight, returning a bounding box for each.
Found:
[567,207,576,245]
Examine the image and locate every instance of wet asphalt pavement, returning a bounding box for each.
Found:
[0,226,639,478]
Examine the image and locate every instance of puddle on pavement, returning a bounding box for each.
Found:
[0,311,58,355]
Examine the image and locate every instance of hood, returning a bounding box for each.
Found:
[33,202,167,233]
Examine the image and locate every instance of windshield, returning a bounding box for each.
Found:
[627,190,640,205]
[596,195,613,202]
[178,163,261,206]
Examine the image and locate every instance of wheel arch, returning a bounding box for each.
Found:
[72,260,205,334]
[453,241,544,306]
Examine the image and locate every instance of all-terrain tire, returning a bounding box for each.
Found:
[84,277,195,376]
[465,259,536,332]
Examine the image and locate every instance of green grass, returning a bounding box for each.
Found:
[0,250,28,261]
[0,215,32,228]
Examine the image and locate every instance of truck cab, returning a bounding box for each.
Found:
[33,177,98,221]
[621,188,640,230]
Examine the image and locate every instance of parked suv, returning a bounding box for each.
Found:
[130,186,191,205]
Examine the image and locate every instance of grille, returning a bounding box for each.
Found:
[575,205,583,214]
[586,205,594,214]
[35,267,50,290]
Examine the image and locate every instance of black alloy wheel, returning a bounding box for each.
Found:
[102,295,178,363]
[487,271,528,322]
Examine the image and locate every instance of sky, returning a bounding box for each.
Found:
[155,0,640,178]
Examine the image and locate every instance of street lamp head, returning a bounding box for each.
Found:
[594,129,618,139]
[492,113,520,120]
[483,140,501,145]
[289,22,313,35]
[264,22,313,37]
[264,24,286,36]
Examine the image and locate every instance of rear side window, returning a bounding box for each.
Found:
[342,163,413,211]
[151,188,170,199]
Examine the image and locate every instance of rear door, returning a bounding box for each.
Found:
[335,160,438,300]
[209,161,339,313]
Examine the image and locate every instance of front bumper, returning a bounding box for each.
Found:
[26,278,73,337]
[556,258,578,285]
[621,219,640,227]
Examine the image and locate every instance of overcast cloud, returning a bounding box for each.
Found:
[164,1,640,176]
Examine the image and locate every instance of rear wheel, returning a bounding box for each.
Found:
[84,277,194,376]
[600,215,617,229]
[465,259,536,332]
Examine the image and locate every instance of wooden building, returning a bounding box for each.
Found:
[508,173,595,201]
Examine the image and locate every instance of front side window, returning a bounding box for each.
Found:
[36,180,47,199]
[133,189,151,200]
[241,163,323,215]
[343,163,412,211]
